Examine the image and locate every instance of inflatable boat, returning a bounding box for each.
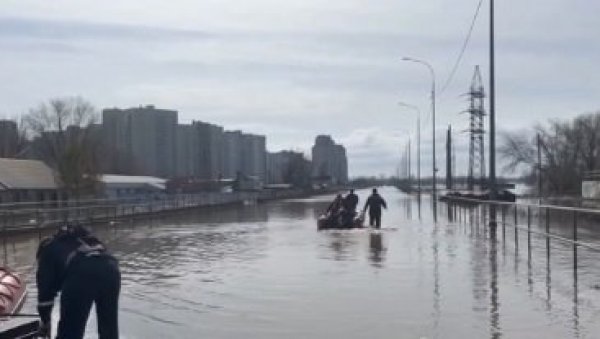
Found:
[317,211,365,230]
[0,268,27,316]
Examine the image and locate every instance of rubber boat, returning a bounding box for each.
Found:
[0,268,27,316]
[317,211,365,230]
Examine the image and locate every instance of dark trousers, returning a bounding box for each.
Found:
[58,256,121,339]
[369,212,381,228]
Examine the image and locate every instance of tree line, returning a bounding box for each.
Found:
[1,97,102,198]
[500,111,600,196]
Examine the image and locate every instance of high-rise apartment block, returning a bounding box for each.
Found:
[0,120,19,158]
[101,105,267,182]
[267,150,310,185]
[311,135,348,185]
[194,121,224,180]
[221,131,243,179]
[241,133,267,183]
[102,105,177,177]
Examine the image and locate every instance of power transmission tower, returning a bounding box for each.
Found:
[466,65,486,190]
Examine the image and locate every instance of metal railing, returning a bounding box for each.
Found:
[0,190,307,234]
[443,196,600,275]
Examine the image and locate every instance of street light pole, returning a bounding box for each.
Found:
[398,102,421,196]
[488,0,497,237]
[402,57,437,203]
[408,137,412,191]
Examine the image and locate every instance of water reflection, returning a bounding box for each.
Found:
[489,240,501,339]
[0,188,597,338]
[417,194,422,220]
[404,198,412,220]
[446,203,455,223]
[269,200,313,220]
[443,197,590,339]
[147,203,270,225]
[368,233,385,267]
[325,232,360,262]
[432,224,440,331]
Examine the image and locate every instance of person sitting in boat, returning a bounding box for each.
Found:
[325,194,345,227]
[36,224,121,339]
[327,194,344,215]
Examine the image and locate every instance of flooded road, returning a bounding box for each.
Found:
[5,187,600,338]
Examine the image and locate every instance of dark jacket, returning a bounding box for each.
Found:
[364,193,387,215]
[327,196,344,214]
[343,193,359,211]
[36,228,112,324]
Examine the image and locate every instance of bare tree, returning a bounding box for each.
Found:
[500,111,600,196]
[24,97,101,198]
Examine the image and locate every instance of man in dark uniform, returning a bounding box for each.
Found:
[363,188,387,228]
[36,225,121,339]
[343,189,359,213]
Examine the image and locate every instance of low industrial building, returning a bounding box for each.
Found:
[0,158,61,204]
[98,175,167,200]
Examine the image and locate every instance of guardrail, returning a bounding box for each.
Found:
[443,196,600,280]
[0,190,308,234]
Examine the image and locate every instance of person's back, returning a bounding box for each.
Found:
[37,225,120,339]
[343,190,359,212]
[363,189,387,228]
[365,193,386,213]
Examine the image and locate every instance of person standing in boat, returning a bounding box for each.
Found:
[363,188,387,228]
[343,189,359,213]
[36,225,121,339]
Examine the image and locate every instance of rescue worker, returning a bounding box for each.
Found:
[325,194,344,228]
[343,189,359,213]
[327,194,344,215]
[36,225,121,339]
[363,188,387,228]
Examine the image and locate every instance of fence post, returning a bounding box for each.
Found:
[36,209,42,240]
[514,205,518,250]
[502,206,506,243]
[2,212,7,265]
[545,208,550,262]
[573,210,578,271]
[527,206,531,258]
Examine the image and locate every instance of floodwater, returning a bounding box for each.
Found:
[5,187,600,338]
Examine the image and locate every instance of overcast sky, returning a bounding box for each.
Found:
[0,1,599,177]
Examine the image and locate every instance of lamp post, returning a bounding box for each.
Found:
[398,102,421,196]
[402,57,437,203]
[488,0,498,237]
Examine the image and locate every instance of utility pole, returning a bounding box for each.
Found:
[432,75,437,205]
[446,125,453,190]
[401,57,436,211]
[408,137,412,192]
[417,115,421,195]
[537,133,542,199]
[488,0,497,237]
[398,102,422,196]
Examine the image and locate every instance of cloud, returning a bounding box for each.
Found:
[0,16,212,41]
[0,1,599,178]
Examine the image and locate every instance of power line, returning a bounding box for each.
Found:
[439,0,485,96]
